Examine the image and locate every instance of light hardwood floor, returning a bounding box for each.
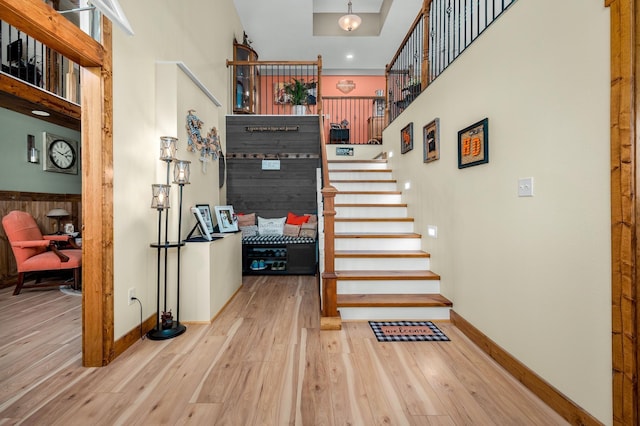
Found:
[0,275,567,425]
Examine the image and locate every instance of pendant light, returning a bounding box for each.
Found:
[338,1,362,32]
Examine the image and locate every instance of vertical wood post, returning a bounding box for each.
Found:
[421,0,433,88]
[607,0,639,424]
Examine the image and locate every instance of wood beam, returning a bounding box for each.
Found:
[0,74,81,130]
[0,0,103,67]
[81,17,113,367]
[608,0,639,424]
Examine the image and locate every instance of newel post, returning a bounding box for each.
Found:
[321,185,340,330]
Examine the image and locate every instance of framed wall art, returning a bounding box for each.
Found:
[457,118,489,169]
[401,122,413,154]
[274,82,289,104]
[423,118,440,163]
[215,205,239,233]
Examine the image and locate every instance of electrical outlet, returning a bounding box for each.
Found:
[128,287,136,305]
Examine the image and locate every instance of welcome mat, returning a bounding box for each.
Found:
[368,321,450,342]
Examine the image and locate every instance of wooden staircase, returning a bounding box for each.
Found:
[327,159,452,321]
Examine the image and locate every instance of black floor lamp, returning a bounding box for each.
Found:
[147,136,190,340]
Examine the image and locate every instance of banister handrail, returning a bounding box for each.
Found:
[226,59,321,67]
[385,9,426,76]
[386,0,515,123]
[317,56,339,325]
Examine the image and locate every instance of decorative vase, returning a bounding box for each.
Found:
[292,105,306,115]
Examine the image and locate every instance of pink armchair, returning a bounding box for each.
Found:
[2,210,82,295]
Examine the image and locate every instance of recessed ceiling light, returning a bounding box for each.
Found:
[346,54,354,60]
[31,110,50,117]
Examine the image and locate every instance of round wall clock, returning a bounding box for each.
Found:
[43,132,79,174]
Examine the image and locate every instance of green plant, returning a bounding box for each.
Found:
[284,78,310,105]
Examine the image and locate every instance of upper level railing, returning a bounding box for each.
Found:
[324,96,385,145]
[0,20,80,103]
[386,0,516,123]
[226,59,322,116]
[225,59,386,146]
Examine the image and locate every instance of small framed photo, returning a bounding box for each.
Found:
[191,206,213,241]
[195,204,215,234]
[423,118,440,163]
[215,205,239,233]
[458,118,489,169]
[401,122,413,154]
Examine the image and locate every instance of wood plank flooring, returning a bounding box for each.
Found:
[0,276,567,425]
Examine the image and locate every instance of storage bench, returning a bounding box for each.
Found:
[242,235,317,275]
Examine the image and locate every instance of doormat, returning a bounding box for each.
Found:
[368,321,450,342]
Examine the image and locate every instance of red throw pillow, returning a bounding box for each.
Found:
[287,212,310,225]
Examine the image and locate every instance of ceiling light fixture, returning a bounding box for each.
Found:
[338,1,362,32]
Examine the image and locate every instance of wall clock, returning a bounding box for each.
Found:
[43,132,79,174]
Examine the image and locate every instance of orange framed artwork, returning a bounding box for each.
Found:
[458,118,488,168]
[401,122,413,154]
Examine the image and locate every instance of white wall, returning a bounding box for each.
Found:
[382,0,611,423]
[111,0,242,339]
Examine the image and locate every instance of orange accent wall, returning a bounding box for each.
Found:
[257,74,386,144]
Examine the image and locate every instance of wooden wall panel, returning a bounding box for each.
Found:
[226,115,321,219]
[0,191,81,286]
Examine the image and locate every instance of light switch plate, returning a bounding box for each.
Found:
[518,177,534,197]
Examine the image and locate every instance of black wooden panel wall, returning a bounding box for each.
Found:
[226,115,321,219]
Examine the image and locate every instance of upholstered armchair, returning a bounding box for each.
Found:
[2,210,82,295]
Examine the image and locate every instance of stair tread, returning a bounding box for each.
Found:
[328,159,388,163]
[329,169,391,173]
[337,293,452,307]
[335,270,440,280]
[336,232,421,238]
[336,217,414,222]
[331,179,397,183]
[337,190,402,194]
[336,203,407,207]
[336,250,430,258]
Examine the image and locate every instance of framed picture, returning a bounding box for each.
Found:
[423,118,440,163]
[274,82,289,104]
[195,204,215,234]
[191,206,213,241]
[401,122,413,154]
[215,205,239,233]
[458,118,489,169]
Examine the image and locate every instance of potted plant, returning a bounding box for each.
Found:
[284,78,311,115]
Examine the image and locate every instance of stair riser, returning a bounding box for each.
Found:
[335,257,430,271]
[337,280,441,294]
[330,171,394,181]
[332,182,397,191]
[335,238,422,251]
[335,206,407,218]
[335,222,414,233]
[338,307,451,321]
[336,194,403,204]
[328,163,388,170]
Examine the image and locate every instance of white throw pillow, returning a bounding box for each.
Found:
[258,216,286,236]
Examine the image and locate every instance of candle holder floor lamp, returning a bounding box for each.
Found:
[147,137,190,340]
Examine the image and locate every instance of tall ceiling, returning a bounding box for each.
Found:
[232,0,423,75]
